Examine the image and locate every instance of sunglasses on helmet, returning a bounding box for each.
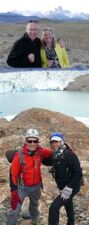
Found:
[29,20,39,23]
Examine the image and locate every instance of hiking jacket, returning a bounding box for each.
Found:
[10,145,52,191]
[41,43,70,68]
[42,144,82,194]
[7,33,41,68]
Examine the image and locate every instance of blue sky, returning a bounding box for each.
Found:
[0,0,89,14]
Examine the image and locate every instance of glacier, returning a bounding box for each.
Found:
[0,68,89,93]
[0,68,89,128]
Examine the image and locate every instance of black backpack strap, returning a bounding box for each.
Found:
[19,149,25,166]
[18,150,26,186]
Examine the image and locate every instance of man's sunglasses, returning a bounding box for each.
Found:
[27,140,39,144]
[29,20,39,23]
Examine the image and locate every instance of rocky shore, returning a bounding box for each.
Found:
[0,108,89,225]
[64,74,89,91]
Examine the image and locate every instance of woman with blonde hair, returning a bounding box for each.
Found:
[41,27,70,68]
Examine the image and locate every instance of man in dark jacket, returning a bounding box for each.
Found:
[42,132,82,225]
[7,21,41,68]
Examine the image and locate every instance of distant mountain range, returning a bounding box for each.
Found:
[0,7,89,23]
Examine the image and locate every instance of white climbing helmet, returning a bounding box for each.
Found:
[25,128,39,139]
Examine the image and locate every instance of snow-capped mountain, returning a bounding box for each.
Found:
[45,6,89,20]
[0,68,89,93]
[0,6,89,22]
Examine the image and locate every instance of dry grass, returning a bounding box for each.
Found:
[0,20,89,67]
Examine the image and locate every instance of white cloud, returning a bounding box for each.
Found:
[0,0,89,14]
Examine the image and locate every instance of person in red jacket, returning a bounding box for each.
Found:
[6,128,52,225]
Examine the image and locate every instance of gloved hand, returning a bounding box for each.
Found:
[11,191,22,210]
[61,186,73,200]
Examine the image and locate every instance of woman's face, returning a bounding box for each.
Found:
[50,141,62,151]
[43,30,53,45]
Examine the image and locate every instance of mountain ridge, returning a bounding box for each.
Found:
[0,6,89,23]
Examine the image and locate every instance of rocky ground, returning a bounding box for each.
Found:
[68,49,89,69]
[0,161,89,225]
[0,108,89,225]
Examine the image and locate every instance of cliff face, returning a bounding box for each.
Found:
[0,108,89,225]
[64,74,89,91]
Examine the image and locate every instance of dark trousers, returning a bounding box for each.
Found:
[48,194,74,225]
[6,185,41,225]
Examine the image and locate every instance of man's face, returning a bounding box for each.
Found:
[50,140,62,151]
[26,22,39,40]
[26,137,39,151]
